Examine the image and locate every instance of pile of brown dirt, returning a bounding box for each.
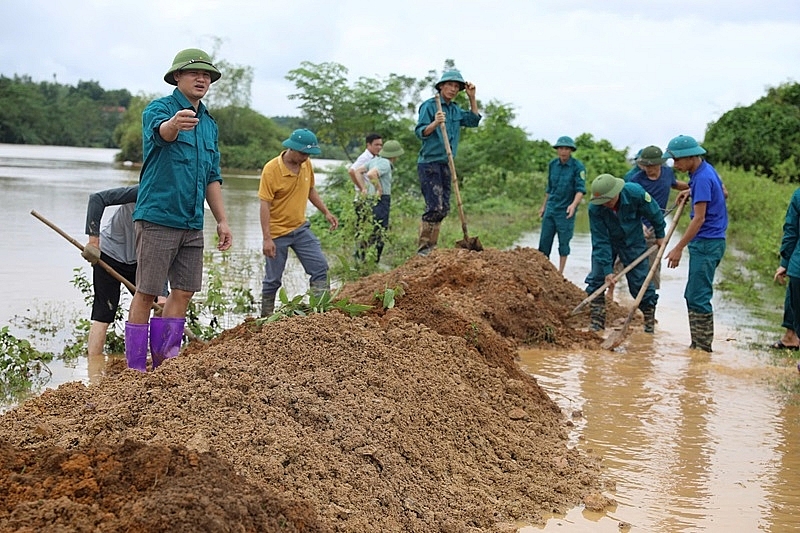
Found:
[0,247,615,532]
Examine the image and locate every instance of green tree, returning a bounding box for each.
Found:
[0,75,48,144]
[573,133,630,181]
[704,81,800,181]
[203,37,254,110]
[214,106,287,169]
[113,94,155,163]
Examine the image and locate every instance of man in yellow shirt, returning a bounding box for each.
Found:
[258,129,339,316]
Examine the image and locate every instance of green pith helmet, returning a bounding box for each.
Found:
[553,136,577,151]
[638,145,665,166]
[590,174,625,205]
[435,69,466,91]
[379,140,404,158]
[164,48,221,86]
[663,135,706,159]
[282,128,322,155]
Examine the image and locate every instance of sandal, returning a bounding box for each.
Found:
[770,340,800,350]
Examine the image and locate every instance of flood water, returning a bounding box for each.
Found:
[514,233,800,532]
[1,144,341,398]
[3,145,800,532]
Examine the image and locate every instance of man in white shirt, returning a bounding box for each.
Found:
[348,133,383,193]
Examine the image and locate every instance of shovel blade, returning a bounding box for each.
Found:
[601,328,627,350]
[456,235,483,251]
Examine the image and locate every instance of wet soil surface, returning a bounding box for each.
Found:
[0,248,625,532]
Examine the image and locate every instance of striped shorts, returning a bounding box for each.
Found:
[134,221,204,295]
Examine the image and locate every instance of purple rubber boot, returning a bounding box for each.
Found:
[124,322,149,373]
[150,316,185,369]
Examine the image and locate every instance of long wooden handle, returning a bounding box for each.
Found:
[30,209,202,343]
[31,210,143,300]
[618,200,687,330]
[569,244,659,316]
[434,93,469,240]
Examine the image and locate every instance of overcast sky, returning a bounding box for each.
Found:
[3,0,800,156]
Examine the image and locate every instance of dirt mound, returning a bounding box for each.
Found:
[0,247,610,532]
[0,439,323,533]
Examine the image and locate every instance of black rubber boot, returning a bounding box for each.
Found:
[261,293,276,317]
[642,305,656,334]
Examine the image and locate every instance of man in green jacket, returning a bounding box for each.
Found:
[126,48,233,372]
[414,69,481,256]
[585,174,665,333]
[538,136,586,274]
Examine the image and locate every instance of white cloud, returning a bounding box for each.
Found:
[2,0,799,157]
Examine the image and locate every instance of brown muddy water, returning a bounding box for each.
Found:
[3,145,800,532]
[1,143,340,403]
[514,232,800,532]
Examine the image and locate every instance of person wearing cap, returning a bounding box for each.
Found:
[622,148,644,182]
[258,128,339,317]
[624,145,689,287]
[352,140,404,263]
[663,135,728,352]
[414,68,481,256]
[125,48,232,372]
[585,174,666,333]
[773,188,800,360]
[538,135,587,274]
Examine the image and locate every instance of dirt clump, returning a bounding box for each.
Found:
[0,247,611,532]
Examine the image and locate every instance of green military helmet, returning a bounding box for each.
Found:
[663,135,706,159]
[638,145,666,166]
[435,69,466,91]
[164,48,222,86]
[379,140,404,158]
[553,135,577,151]
[282,128,322,155]
[590,174,625,205]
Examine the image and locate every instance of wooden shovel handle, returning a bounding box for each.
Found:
[434,93,470,240]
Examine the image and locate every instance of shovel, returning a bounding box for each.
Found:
[568,244,658,316]
[601,200,686,350]
[30,209,200,342]
[434,93,483,251]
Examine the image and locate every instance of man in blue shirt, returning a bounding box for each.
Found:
[538,136,587,274]
[414,69,481,256]
[625,145,689,289]
[125,48,233,371]
[664,135,728,352]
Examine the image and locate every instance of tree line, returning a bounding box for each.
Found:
[3,60,800,186]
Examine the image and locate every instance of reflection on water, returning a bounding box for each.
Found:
[0,144,344,398]
[514,232,800,532]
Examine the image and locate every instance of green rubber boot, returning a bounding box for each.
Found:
[590,300,606,331]
[642,305,656,334]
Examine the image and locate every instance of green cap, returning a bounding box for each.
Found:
[435,69,466,91]
[379,140,404,158]
[282,129,322,155]
[590,174,625,205]
[664,135,706,159]
[164,48,221,85]
[638,145,665,166]
[553,136,577,151]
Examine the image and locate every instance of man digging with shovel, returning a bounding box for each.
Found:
[414,68,481,256]
[585,174,666,334]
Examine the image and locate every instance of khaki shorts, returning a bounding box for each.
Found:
[134,221,204,295]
